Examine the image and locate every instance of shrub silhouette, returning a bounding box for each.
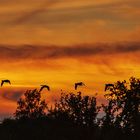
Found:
[15,89,47,119]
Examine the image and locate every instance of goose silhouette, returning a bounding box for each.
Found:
[1,80,11,87]
[39,85,50,92]
[75,82,85,90]
[105,84,114,91]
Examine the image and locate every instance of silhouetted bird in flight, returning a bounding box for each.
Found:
[1,80,11,87]
[39,85,50,92]
[105,84,114,91]
[75,82,85,90]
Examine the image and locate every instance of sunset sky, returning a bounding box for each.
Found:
[0,0,140,119]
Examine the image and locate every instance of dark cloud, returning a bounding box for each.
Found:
[1,89,24,101]
[0,42,140,61]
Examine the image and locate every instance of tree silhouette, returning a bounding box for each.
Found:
[101,100,115,130]
[103,77,140,134]
[48,92,100,128]
[15,89,47,119]
[0,77,139,140]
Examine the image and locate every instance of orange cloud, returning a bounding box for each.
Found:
[0,0,139,45]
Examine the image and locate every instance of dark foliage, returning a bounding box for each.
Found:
[99,77,140,140]
[15,89,47,119]
[48,92,100,128]
[0,77,140,140]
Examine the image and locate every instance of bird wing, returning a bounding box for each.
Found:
[39,86,44,92]
[75,83,77,90]
[1,81,4,87]
[40,85,50,92]
[105,85,108,91]
[47,86,50,91]
[8,80,11,84]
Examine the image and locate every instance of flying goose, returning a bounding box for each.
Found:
[1,80,11,87]
[39,85,50,92]
[105,84,114,91]
[75,82,85,90]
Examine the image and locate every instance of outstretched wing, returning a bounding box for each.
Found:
[75,83,78,90]
[105,85,108,91]
[1,81,4,87]
[8,80,11,84]
[47,86,50,91]
[39,86,44,92]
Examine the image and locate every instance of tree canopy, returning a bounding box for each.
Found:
[1,77,138,140]
[15,89,47,119]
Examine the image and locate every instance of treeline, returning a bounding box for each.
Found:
[0,77,140,140]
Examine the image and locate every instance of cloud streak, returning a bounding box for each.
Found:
[9,0,140,27]
[1,91,23,101]
[0,42,140,61]
[12,0,59,25]
[0,89,24,101]
[0,0,139,45]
